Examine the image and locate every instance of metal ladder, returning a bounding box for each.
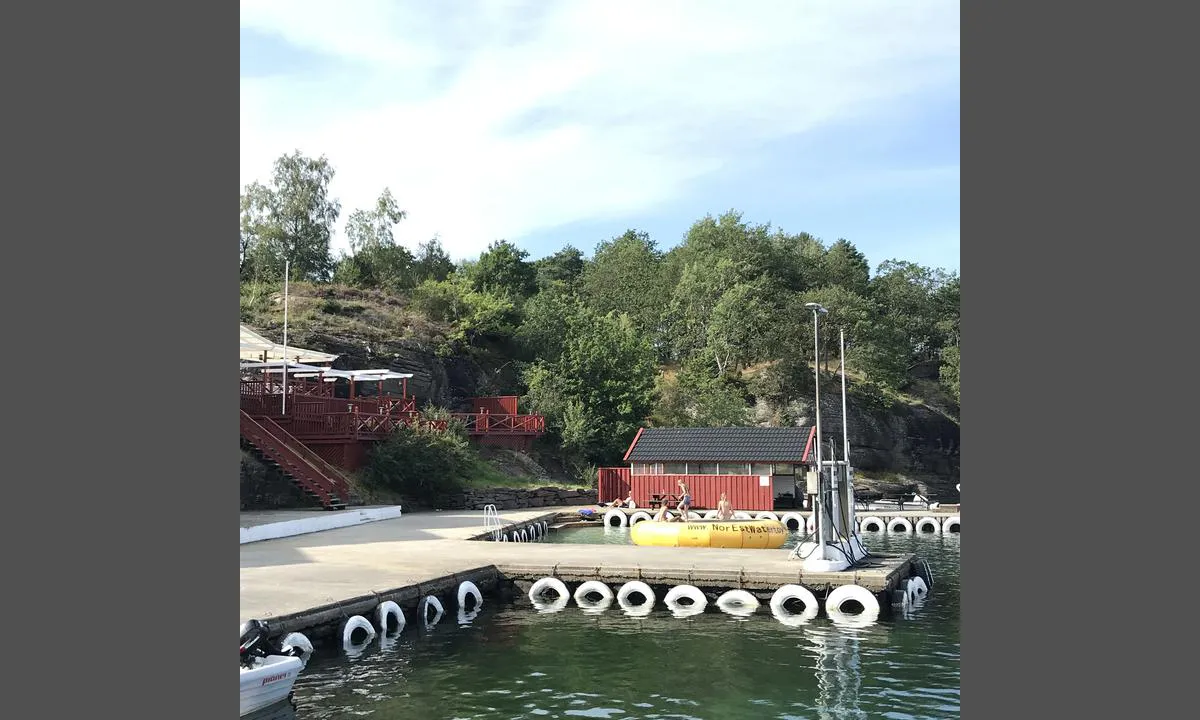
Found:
[483,504,503,541]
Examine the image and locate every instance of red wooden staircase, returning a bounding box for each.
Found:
[239,410,351,510]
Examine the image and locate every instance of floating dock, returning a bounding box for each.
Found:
[240,507,923,637]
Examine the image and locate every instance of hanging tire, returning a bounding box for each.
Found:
[377,600,405,635]
[629,511,653,526]
[418,595,444,628]
[769,584,820,626]
[457,581,483,611]
[715,589,760,617]
[604,509,628,527]
[825,584,881,628]
[860,516,885,532]
[664,585,708,616]
[942,515,960,533]
[887,517,913,533]
[703,509,720,520]
[616,581,655,616]
[342,615,375,655]
[756,511,780,521]
[573,581,614,612]
[806,515,817,532]
[520,528,529,542]
[529,577,570,613]
[280,631,313,659]
[780,512,805,532]
[732,511,752,520]
[916,516,941,534]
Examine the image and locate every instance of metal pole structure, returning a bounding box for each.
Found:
[812,307,825,560]
[282,260,289,416]
[839,328,851,542]
[840,329,850,464]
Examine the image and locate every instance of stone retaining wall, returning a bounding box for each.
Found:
[434,486,597,510]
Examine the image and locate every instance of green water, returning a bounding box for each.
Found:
[289,528,960,719]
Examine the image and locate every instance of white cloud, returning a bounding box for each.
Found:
[240,0,959,261]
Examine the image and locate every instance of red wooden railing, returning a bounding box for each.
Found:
[240,381,545,440]
[240,410,347,508]
[255,416,352,498]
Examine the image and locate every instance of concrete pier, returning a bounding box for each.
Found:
[240,507,918,635]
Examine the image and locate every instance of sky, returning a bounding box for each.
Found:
[240,1,960,275]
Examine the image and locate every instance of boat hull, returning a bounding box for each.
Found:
[240,655,304,716]
[630,518,787,549]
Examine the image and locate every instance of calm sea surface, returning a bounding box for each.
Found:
[286,526,960,719]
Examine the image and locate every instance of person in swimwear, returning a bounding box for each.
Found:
[675,479,692,521]
[653,501,671,522]
[716,492,734,520]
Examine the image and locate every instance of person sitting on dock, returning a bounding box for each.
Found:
[716,492,734,520]
[603,492,635,509]
[674,480,692,521]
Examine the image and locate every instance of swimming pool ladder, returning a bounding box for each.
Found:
[483,504,503,541]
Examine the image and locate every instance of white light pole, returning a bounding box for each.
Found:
[805,302,828,559]
[282,260,289,416]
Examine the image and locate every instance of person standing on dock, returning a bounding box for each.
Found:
[716,492,734,520]
[675,479,692,521]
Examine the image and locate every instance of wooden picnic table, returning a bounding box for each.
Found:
[648,493,681,509]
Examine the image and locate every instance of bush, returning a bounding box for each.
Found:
[358,412,473,500]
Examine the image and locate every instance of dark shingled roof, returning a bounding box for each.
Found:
[624,427,815,463]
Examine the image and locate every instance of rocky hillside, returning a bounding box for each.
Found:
[242,283,959,501]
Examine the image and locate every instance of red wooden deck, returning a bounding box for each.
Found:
[240,381,545,471]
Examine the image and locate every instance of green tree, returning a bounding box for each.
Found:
[652,356,752,427]
[535,245,585,289]
[411,274,519,346]
[516,283,581,362]
[345,188,406,252]
[706,279,781,376]
[333,188,415,290]
[413,238,456,283]
[524,309,657,464]
[822,239,871,295]
[940,344,960,403]
[468,240,538,298]
[579,230,668,342]
[870,260,957,365]
[239,151,341,282]
[768,230,827,292]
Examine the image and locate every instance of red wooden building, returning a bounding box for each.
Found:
[598,426,817,512]
[239,324,545,509]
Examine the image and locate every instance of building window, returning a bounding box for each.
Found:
[663,463,686,475]
[752,463,774,476]
[719,463,750,475]
[774,463,796,476]
[697,463,719,475]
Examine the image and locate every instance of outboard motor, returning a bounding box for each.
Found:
[240,619,271,666]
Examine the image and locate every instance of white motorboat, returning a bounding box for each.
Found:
[240,620,312,717]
